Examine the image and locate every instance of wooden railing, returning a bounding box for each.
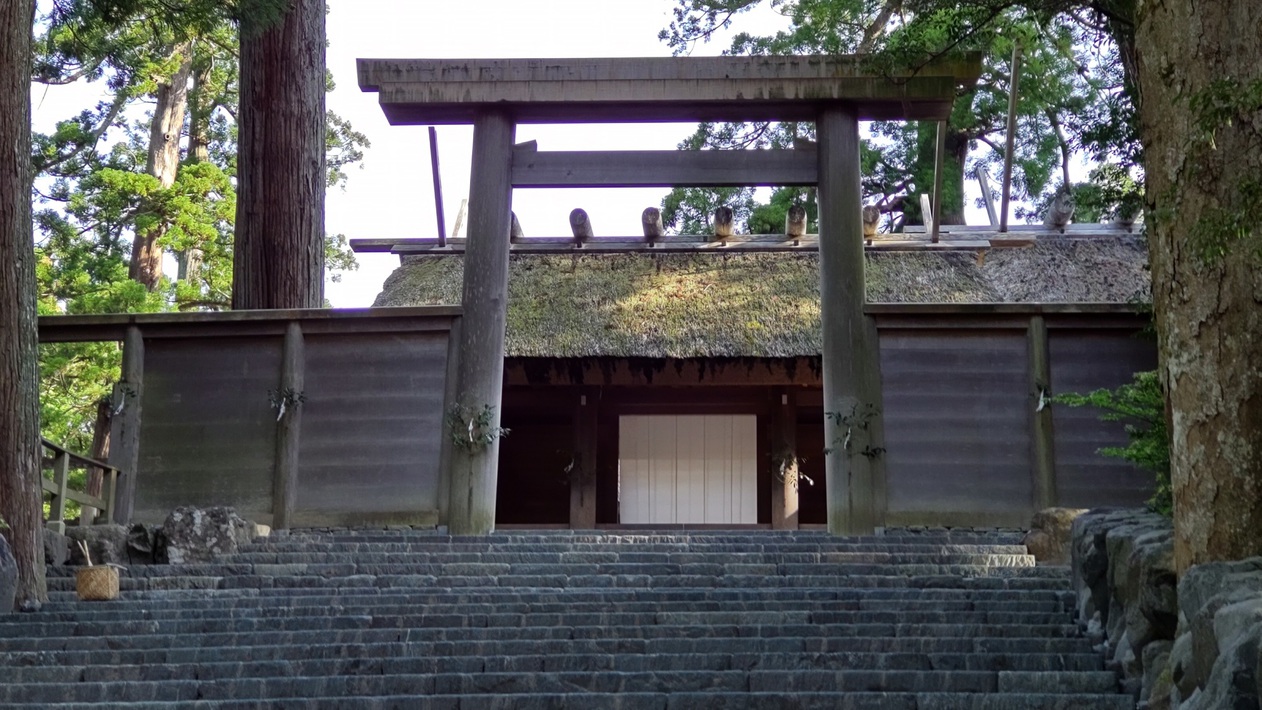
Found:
[41,438,123,533]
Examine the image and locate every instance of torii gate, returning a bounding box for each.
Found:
[358,54,982,536]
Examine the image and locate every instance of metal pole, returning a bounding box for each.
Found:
[429,126,447,247]
[1000,43,1022,233]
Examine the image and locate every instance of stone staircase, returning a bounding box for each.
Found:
[0,529,1130,709]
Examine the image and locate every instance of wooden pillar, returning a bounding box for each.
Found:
[108,326,143,523]
[771,389,800,530]
[1028,315,1057,510]
[272,321,305,530]
[47,452,68,535]
[447,109,515,535]
[570,388,598,529]
[817,106,885,536]
[436,317,462,527]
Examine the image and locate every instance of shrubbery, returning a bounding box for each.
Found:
[1055,370,1171,516]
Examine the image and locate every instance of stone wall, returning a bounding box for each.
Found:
[1071,508,1262,709]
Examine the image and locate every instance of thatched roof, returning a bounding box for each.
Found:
[373,237,1150,358]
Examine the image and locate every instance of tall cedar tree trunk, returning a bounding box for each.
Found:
[0,0,47,609]
[82,399,112,522]
[1135,1,1262,572]
[178,49,213,282]
[129,42,194,289]
[233,0,326,310]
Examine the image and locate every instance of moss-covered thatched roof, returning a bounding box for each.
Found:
[373,237,1149,358]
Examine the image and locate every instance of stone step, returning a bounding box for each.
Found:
[10,596,1074,626]
[5,528,1126,708]
[0,619,1085,653]
[0,691,1133,710]
[42,572,1071,595]
[0,669,1119,704]
[44,559,1048,580]
[0,635,1100,667]
[1,650,1106,684]
[217,551,1037,565]
[34,585,1075,610]
[234,544,1033,558]
[0,608,1080,639]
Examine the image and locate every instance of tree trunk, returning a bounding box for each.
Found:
[178,49,214,284]
[129,42,193,290]
[1135,0,1262,572]
[82,398,112,523]
[0,0,47,610]
[233,0,326,310]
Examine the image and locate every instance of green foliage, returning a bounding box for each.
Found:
[824,402,885,460]
[1054,371,1171,516]
[447,405,510,453]
[658,0,1142,231]
[30,0,368,460]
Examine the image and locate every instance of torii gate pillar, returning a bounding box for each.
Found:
[447,109,515,535]
[817,106,887,535]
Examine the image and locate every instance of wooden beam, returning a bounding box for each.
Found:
[271,321,305,530]
[359,55,982,90]
[38,307,463,343]
[570,388,599,529]
[817,106,885,536]
[358,55,983,125]
[1028,315,1057,510]
[977,168,999,227]
[447,109,515,536]
[107,325,143,523]
[382,234,999,255]
[510,146,817,188]
[428,126,447,246]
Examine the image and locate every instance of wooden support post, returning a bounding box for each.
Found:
[271,321,305,530]
[448,109,515,535]
[48,452,69,534]
[101,468,118,525]
[428,126,447,246]
[1028,315,1057,510]
[785,205,807,239]
[713,206,734,240]
[930,121,946,243]
[436,317,462,527]
[1000,43,1022,233]
[771,390,800,530]
[108,326,143,523]
[818,106,885,536]
[642,207,664,242]
[569,208,593,244]
[977,169,999,227]
[570,388,598,529]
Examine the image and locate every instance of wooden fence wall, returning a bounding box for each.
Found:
[40,308,461,528]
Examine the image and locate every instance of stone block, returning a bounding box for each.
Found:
[160,507,262,565]
[65,524,129,566]
[1023,507,1088,565]
[43,528,69,566]
[1141,639,1172,709]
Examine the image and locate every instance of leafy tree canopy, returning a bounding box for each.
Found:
[32,0,367,454]
[657,0,1142,234]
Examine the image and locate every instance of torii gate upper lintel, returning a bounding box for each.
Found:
[356,54,982,536]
